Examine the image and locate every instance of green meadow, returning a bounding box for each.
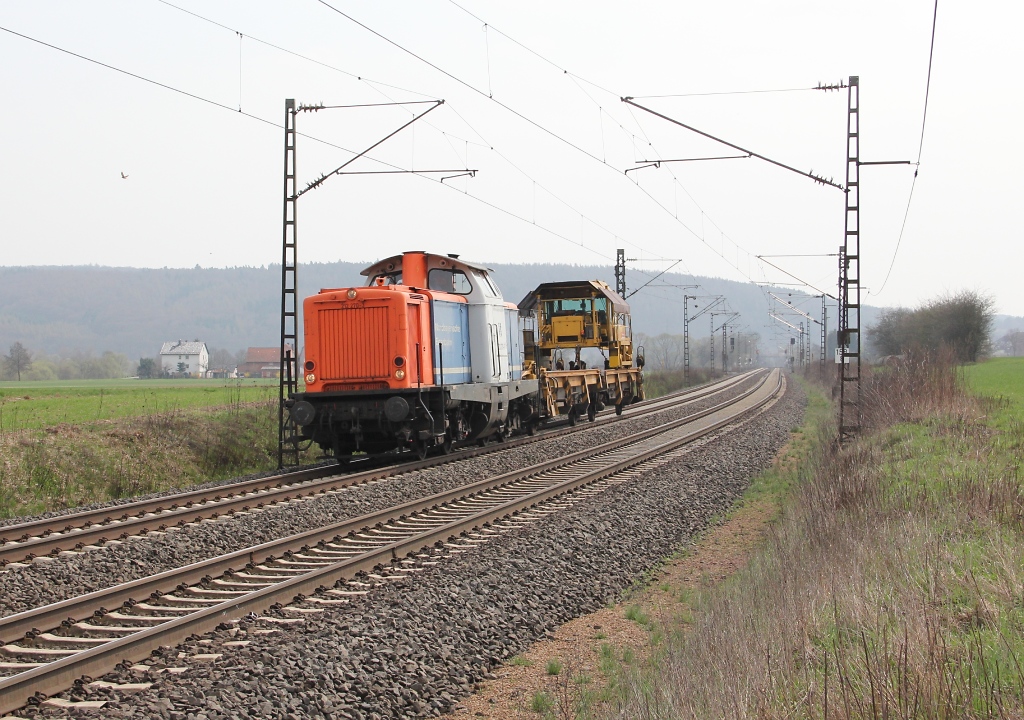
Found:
[965,356,1024,416]
[0,378,281,432]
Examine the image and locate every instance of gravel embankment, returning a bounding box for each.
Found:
[0,376,764,617]
[28,376,805,719]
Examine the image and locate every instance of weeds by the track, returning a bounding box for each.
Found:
[0,398,311,518]
[643,368,713,398]
[596,355,1024,719]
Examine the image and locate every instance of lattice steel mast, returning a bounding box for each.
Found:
[278,99,299,468]
[614,249,626,298]
[838,77,861,440]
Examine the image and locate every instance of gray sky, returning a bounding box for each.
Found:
[2,1,1021,316]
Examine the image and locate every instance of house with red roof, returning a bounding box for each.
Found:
[237,346,295,379]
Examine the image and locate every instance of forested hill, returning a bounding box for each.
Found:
[1,261,869,360]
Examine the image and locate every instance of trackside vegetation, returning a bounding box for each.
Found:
[595,356,1024,719]
[0,380,310,518]
[641,368,713,399]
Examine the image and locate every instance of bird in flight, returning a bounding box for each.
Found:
[121,172,129,179]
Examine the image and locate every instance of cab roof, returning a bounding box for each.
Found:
[361,251,493,278]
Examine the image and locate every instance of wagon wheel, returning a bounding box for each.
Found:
[587,402,597,423]
[413,440,428,461]
[568,407,578,426]
[615,403,624,416]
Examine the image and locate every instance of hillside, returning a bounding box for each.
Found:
[0,261,880,362]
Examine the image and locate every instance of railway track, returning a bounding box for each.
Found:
[0,369,781,715]
[0,372,757,568]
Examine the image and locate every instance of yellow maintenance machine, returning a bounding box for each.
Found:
[519,280,644,424]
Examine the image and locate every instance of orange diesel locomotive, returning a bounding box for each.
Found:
[288,251,539,459]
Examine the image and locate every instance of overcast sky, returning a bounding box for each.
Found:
[2,1,1021,317]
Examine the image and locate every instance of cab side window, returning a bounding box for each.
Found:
[428,268,473,295]
[428,269,453,292]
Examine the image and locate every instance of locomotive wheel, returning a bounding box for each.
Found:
[440,433,453,454]
[527,421,538,436]
[587,402,597,423]
[414,441,428,461]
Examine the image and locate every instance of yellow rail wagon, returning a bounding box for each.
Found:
[518,280,644,423]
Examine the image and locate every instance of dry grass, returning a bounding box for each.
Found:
[0,399,309,518]
[603,355,1024,719]
[643,368,713,398]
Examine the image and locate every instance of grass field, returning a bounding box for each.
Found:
[965,356,1024,408]
[0,378,282,432]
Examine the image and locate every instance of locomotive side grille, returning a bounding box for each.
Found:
[323,382,388,392]
[318,306,391,380]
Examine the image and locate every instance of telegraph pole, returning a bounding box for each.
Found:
[615,249,627,298]
[838,77,862,440]
[722,322,728,373]
[800,321,806,368]
[820,295,828,371]
[709,314,716,378]
[278,100,299,469]
[687,295,720,385]
[683,295,693,386]
[837,76,912,440]
[277,97,471,467]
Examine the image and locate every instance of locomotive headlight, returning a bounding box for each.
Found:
[305,373,316,384]
[347,289,357,299]
[395,369,406,380]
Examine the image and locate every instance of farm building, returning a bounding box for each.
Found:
[237,346,295,379]
[159,340,209,377]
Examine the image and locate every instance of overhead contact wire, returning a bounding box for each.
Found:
[155,0,436,99]
[315,0,606,166]
[875,0,939,296]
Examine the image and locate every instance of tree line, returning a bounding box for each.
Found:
[634,331,762,371]
[2,343,249,381]
[2,342,132,381]
[867,290,994,362]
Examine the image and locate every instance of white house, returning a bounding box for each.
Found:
[159,340,209,377]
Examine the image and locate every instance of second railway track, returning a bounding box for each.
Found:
[0,369,782,715]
